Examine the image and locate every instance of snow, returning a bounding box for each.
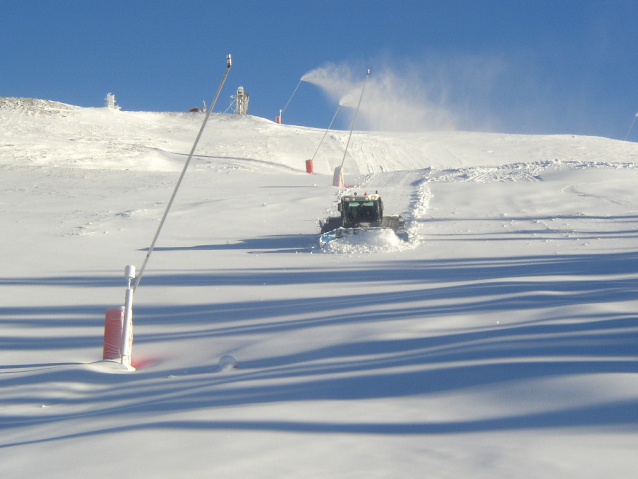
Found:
[322,229,416,254]
[2,97,638,477]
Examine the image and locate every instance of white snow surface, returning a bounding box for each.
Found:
[2,97,638,477]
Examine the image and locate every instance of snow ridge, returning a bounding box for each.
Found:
[0,96,79,116]
[423,158,638,184]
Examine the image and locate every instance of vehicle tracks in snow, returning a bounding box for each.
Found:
[357,169,431,227]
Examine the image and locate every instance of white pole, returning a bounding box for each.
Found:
[624,112,638,141]
[121,265,136,367]
[340,69,370,170]
[311,105,341,163]
[134,54,232,291]
[281,78,302,120]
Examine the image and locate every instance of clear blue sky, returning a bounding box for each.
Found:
[2,0,637,139]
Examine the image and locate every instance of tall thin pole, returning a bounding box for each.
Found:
[280,78,303,122]
[134,54,232,291]
[624,112,638,141]
[310,105,341,162]
[340,69,370,169]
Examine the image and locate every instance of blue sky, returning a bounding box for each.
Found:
[2,0,637,139]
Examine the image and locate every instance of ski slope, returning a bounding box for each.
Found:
[2,97,638,478]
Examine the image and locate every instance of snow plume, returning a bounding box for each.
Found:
[302,61,455,131]
[302,55,507,132]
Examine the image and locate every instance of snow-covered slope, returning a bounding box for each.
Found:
[4,97,638,174]
[2,98,638,478]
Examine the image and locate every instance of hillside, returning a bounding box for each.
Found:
[2,98,638,478]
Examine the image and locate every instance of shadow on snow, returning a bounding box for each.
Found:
[1,250,638,444]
